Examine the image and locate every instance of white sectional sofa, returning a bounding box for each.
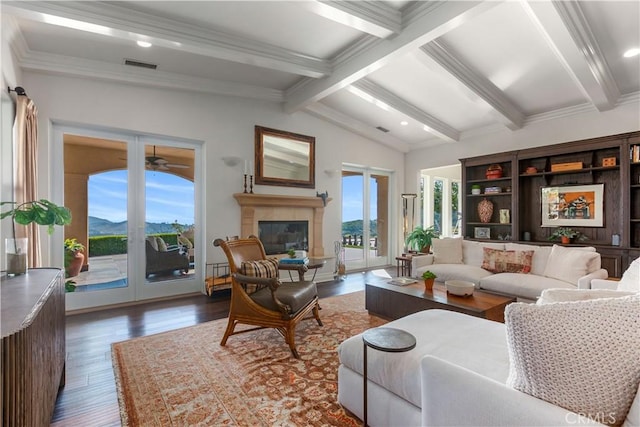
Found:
[411,238,608,301]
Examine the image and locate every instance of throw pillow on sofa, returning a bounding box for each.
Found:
[481,248,534,273]
[542,244,600,284]
[432,237,463,264]
[505,294,640,426]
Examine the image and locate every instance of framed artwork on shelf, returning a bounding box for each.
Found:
[474,227,490,239]
[541,184,604,227]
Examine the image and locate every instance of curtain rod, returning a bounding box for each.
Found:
[7,86,27,96]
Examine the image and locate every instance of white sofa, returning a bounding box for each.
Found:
[337,279,640,426]
[411,238,608,301]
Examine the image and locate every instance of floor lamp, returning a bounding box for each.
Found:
[401,193,417,253]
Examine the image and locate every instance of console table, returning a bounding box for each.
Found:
[1,268,65,426]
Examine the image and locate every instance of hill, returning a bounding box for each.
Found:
[88,216,189,236]
[342,219,377,236]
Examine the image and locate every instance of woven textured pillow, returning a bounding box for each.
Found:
[506,294,640,426]
[240,258,279,278]
[481,248,533,273]
[432,238,463,264]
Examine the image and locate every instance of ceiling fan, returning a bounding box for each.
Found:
[146,146,189,171]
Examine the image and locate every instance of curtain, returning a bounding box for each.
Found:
[14,95,40,268]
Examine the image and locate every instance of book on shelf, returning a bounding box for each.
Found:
[631,145,640,163]
[279,257,309,265]
[389,277,418,286]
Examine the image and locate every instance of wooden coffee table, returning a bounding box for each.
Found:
[365,279,515,323]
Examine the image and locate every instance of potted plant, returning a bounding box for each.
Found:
[548,227,587,244]
[422,270,437,291]
[405,226,438,253]
[64,238,85,278]
[1,199,71,275]
[287,248,296,258]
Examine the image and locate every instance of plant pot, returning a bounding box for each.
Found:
[5,238,28,276]
[66,251,84,278]
[561,236,571,244]
[420,245,431,254]
[424,278,435,291]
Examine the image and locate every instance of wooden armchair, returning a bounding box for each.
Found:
[214,235,322,358]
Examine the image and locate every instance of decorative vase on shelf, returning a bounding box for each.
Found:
[5,238,28,276]
[478,198,494,223]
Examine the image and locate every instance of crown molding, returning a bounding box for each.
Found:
[19,50,284,102]
[420,41,524,131]
[3,1,330,78]
[353,79,460,143]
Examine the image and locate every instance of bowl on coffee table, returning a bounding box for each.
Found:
[445,280,475,297]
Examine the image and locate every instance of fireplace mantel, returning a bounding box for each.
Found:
[233,193,332,257]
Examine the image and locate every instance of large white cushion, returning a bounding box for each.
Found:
[543,245,600,284]
[462,240,504,267]
[506,294,640,426]
[537,288,638,304]
[480,273,574,300]
[418,263,493,285]
[338,310,509,408]
[618,257,640,293]
[432,237,463,264]
[505,243,553,276]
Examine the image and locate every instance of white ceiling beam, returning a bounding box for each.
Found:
[306,1,402,38]
[284,1,498,113]
[3,1,330,78]
[353,79,460,143]
[521,0,620,111]
[420,41,524,130]
[304,103,411,153]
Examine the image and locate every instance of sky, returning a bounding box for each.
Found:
[342,175,377,222]
[88,170,195,225]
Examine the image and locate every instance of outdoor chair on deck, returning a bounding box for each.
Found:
[214,235,322,358]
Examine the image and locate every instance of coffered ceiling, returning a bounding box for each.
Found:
[2,1,639,153]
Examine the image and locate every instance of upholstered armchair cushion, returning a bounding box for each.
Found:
[251,281,318,314]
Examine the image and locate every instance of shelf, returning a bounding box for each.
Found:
[631,184,640,188]
[466,177,512,184]
[467,222,512,226]
[467,192,512,197]
[519,165,619,177]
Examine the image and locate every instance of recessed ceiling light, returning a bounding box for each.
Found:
[400,121,408,126]
[623,48,640,58]
[137,41,152,48]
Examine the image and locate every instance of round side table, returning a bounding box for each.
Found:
[362,327,416,426]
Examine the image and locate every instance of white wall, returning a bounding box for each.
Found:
[19,72,404,266]
[405,101,640,195]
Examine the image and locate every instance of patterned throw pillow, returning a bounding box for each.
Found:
[481,248,533,273]
[240,258,279,278]
[506,294,640,426]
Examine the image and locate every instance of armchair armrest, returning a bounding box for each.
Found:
[411,254,434,275]
[421,356,603,426]
[590,278,620,290]
[577,268,608,289]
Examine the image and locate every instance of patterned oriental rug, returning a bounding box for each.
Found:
[112,291,386,426]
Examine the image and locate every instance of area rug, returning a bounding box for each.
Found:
[112,291,386,426]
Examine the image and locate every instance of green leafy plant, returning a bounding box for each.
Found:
[287,248,296,258]
[405,226,438,253]
[421,270,437,280]
[548,227,587,241]
[65,279,77,292]
[64,238,85,253]
[1,199,71,234]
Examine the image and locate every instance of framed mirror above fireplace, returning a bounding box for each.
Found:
[254,126,315,189]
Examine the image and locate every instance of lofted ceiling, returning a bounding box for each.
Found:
[2,1,639,153]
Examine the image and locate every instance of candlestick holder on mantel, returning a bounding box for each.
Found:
[249,175,254,193]
[243,174,248,193]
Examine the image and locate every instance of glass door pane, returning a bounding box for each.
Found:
[64,135,130,294]
[143,144,195,286]
[342,171,364,267]
[369,173,389,267]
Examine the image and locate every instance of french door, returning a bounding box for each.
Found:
[52,124,203,311]
[341,165,392,270]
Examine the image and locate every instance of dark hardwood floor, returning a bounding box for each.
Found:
[50,269,390,426]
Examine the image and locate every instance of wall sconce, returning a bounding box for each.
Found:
[324,169,339,177]
[221,156,243,167]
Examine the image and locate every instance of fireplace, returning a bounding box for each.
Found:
[259,220,308,255]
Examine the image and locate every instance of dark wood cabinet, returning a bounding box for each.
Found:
[461,131,640,276]
[1,268,65,426]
